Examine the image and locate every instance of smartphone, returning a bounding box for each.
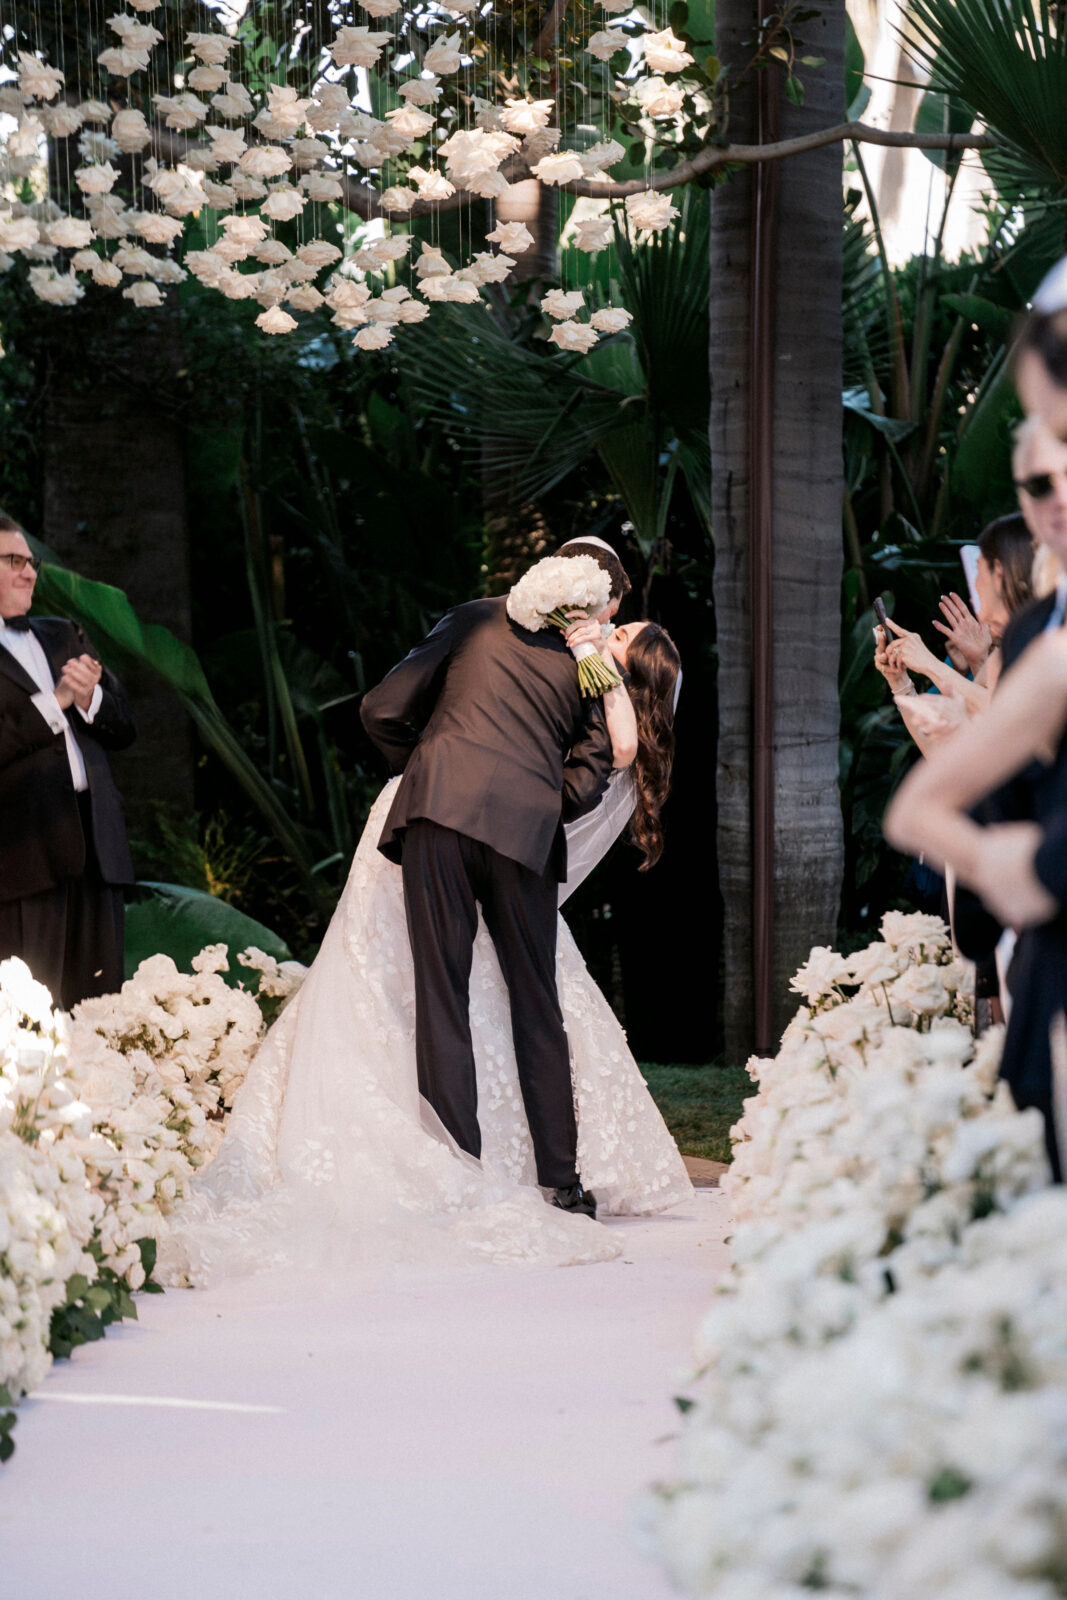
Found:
[960,545,982,616]
[872,595,889,632]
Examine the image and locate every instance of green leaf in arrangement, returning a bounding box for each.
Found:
[913,86,975,177]
[785,74,804,106]
[124,882,292,983]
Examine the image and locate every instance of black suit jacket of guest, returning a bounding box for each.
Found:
[0,618,136,902]
[360,596,615,880]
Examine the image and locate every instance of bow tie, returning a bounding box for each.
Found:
[1,615,32,632]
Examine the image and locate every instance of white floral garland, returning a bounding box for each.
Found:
[647,911,1067,1597]
[0,945,304,1427]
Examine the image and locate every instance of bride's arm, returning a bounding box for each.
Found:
[885,633,1067,924]
[564,618,637,768]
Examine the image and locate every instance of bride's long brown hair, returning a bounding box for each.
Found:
[624,623,680,870]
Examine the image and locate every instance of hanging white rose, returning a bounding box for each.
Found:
[358,236,412,269]
[416,243,451,279]
[349,141,386,169]
[385,105,437,141]
[290,137,331,169]
[579,138,625,176]
[549,320,600,353]
[396,299,430,324]
[79,128,120,162]
[129,211,184,246]
[199,180,237,210]
[98,46,151,78]
[153,92,209,130]
[286,285,325,312]
[187,63,228,93]
[541,288,585,320]
[499,97,556,137]
[445,0,481,12]
[409,166,456,201]
[465,169,511,200]
[642,26,695,73]
[256,305,298,335]
[78,100,113,123]
[46,216,95,249]
[17,52,64,101]
[216,268,258,300]
[466,251,516,284]
[123,280,165,307]
[361,0,403,14]
[380,186,418,213]
[298,239,343,269]
[210,82,254,119]
[586,29,628,62]
[185,32,238,66]
[329,26,392,68]
[87,255,123,288]
[126,0,161,10]
[572,215,614,252]
[239,145,292,178]
[442,278,481,303]
[423,31,465,74]
[111,108,152,152]
[354,325,395,351]
[624,187,680,234]
[114,243,158,275]
[301,172,345,203]
[398,76,443,106]
[42,104,85,139]
[417,274,456,302]
[531,150,585,186]
[590,307,633,334]
[148,256,186,285]
[486,220,535,254]
[262,184,306,222]
[182,145,218,174]
[254,239,292,265]
[205,125,247,163]
[340,110,385,141]
[220,213,269,247]
[0,216,40,253]
[28,267,84,305]
[85,195,132,238]
[229,170,268,202]
[634,76,684,118]
[107,13,163,49]
[263,84,313,132]
[326,278,372,311]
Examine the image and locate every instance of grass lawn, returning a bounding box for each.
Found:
[641,1062,752,1165]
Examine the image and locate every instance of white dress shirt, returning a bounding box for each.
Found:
[0,618,103,792]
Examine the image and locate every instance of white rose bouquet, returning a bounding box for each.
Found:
[506,553,624,698]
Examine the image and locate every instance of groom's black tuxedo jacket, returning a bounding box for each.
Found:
[0,617,136,902]
[361,596,615,879]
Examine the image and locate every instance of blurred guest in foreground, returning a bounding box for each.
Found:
[0,514,136,1008]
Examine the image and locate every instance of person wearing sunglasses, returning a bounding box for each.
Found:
[0,513,135,1009]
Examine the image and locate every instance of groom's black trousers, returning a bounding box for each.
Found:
[400,818,579,1189]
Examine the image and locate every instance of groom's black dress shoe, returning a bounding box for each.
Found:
[551,1182,597,1220]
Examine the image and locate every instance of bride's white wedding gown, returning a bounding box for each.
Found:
[157,774,694,1284]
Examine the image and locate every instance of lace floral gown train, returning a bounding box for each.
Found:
[157,778,693,1284]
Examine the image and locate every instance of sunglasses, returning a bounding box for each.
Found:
[1015,471,1067,502]
[0,553,40,573]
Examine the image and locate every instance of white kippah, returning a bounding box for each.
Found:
[560,535,619,559]
[1033,255,1067,314]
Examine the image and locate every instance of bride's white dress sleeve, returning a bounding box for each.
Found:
[156,774,694,1287]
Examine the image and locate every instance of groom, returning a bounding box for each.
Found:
[360,540,627,1217]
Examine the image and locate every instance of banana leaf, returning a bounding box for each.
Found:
[125,882,292,984]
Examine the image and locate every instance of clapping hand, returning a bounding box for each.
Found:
[932,592,991,675]
[55,654,102,712]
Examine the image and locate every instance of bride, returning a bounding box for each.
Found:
[158,619,694,1285]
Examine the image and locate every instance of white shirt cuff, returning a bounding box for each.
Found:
[75,684,103,724]
[30,690,70,737]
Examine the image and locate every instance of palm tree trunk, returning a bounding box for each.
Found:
[712,0,846,1058]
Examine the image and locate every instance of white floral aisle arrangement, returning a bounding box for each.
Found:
[647,911,1067,1597]
[506,553,623,698]
[0,945,304,1460]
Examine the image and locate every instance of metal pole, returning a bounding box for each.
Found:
[749,56,780,1054]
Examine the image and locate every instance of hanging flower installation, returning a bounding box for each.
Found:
[0,0,716,356]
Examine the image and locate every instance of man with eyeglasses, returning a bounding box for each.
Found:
[0,513,135,1008]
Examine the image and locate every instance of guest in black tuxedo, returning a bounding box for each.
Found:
[0,515,136,1009]
[361,555,625,1217]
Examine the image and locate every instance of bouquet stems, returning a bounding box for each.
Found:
[545,607,624,699]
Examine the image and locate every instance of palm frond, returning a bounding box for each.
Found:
[905,0,1067,198]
